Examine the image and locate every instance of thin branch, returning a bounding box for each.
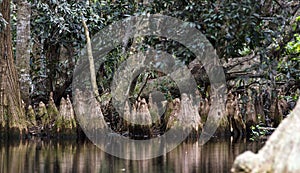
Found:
[226,72,264,81]
[225,53,258,72]
[82,16,102,104]
[273,0,283,9]
[135,74,150,101]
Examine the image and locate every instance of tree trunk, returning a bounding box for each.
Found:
[82,17,101,104]
[16,0,31,107]
[231,99,300,173]
[0,0,27,137]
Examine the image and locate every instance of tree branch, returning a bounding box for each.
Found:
[225,53,258,72]
[82,17,101,104]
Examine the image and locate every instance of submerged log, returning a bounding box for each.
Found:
[231,99,300,173]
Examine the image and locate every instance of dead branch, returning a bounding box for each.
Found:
[81,17,102,104]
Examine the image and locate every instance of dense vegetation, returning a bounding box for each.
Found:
[0,0,299,139]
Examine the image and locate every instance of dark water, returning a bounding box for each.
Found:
[0,138,265,173]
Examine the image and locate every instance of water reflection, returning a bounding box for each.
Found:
[0,138,265,173]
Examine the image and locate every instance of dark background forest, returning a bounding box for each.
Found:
[0,0,299,139]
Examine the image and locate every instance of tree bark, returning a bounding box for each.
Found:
[82,17,101,104]
[231,99,300,173]
[0,0,27,136]
[16,0,31,106]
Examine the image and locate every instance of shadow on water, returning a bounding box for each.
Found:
[0,138,265,173]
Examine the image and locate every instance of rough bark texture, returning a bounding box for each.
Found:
[199,97,210,122]
[254,94,266,125]
[148,93,162,128]
[226,92,246,137]
[245,99,258,132]
[47,92,59,124]
[16,1,31,106]
[27,93,79,137]
[127,98,153,138]
[73,90,106,132]
[166,94,203,137]
[37,101,48,129]
[231,99,300,173]
[27,105,36,127]
[269,97,284,128]
[57,95,77,136]
[82,18,101,104]
[30,35,46,104]
[0,0,27,137]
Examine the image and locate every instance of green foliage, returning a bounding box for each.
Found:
[286,34,300,54]
[31,0,103,45]
[147,0,282,59]
[276,19,300,89]
[249,113,269,141]
[8,0,297,110]
[249,124,267,141]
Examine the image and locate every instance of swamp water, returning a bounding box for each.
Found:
[0,138,265,173]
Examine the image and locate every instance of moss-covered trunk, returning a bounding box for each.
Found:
[0,0,27,138]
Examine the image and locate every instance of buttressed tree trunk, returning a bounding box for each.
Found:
[231,99,300,173]
[16,0,31,106]
[0,0,27,136]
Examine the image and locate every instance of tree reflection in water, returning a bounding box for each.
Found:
[0,138,264,173]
